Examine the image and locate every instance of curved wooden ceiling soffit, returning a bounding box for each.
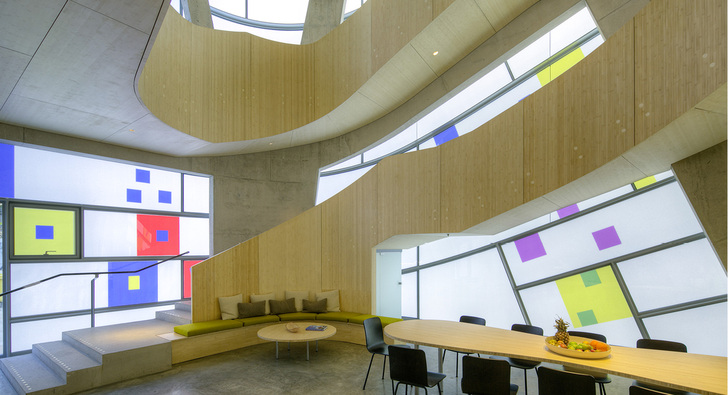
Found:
[138,0,538,146]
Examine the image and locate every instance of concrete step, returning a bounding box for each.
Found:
[0,353,64,395]
[175,300,191,312]
[32,341,101,393]
[155,308,192,325]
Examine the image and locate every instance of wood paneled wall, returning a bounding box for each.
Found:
[190,0,726,323]
[139,0,539,144]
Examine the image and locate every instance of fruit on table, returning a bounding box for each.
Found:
[553,316,570,344]
[547,338,609,352]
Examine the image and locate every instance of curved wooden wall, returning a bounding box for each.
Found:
[191,0,726,322]
[138,0,537,144]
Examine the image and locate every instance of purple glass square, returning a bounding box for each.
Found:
[592,226,622,250]
[514,233,547,262]
[557,204,580,219]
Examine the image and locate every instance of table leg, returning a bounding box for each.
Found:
[316,340,319,352]
[306,342,310,361]
[275,341,279,359]
[437,348,443,373]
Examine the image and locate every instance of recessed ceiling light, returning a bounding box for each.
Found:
[432,51,439,56]
[129,129,135,132]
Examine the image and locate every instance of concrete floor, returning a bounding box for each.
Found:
[77,340,637,395]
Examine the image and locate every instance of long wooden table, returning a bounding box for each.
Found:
[384,319,727,395]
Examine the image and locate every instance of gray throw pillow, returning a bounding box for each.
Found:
[302,298,327,313]
[237,300,266,318]
[269,298,296,315]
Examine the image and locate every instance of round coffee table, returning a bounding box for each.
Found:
[257,322,337,361]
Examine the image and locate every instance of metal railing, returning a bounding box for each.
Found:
[1,252,189,327]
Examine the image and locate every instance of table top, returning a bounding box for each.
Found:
[384,319,727,395]
[257,322,336,343]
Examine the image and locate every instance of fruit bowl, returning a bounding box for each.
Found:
[545,336,611,359]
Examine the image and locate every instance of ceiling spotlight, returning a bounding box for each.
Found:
[432,51,439,56]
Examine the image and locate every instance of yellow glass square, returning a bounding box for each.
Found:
[128,276,141,290]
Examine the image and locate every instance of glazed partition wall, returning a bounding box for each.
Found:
[403,174,727,357]
[189,0,725,328]
[0,142,212,355]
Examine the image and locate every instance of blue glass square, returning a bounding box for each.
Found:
[36,225,54,240]
[136,169,150,183]
[158,190,172,204]
[434,125,458,146]
[127,189,142,203]
[156,230,169,242]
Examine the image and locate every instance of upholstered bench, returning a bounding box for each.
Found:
[174,319,243,337]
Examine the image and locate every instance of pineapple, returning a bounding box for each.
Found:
[554,316,570,344]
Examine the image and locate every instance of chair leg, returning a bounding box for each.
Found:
[599,382,606,395]
[394,381,401,395]
[362,353,375,390]
[382,355,387,379]
[438,382,442,395]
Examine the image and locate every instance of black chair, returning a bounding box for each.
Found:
[630,386,673,395]
[362,317,391,390]
[461,356,518,395]
[442,315,486,376]
[507,324,543,395]
[567,331,612,395]
[389,345,446,395]
[537,366,597,395]
[634,339,690,394]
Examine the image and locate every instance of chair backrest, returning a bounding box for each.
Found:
[568,331,607,343]
[460,315,486,326]
[629,385,672,395]
[636,338,687,353]
[537,366,596,395]
[461,356,512,395]
[511,323,543,336]
[363,317,385,352]
[389,345,429,387]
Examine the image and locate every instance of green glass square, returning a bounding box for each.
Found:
[580,270,602,287]
[577,309,598,326]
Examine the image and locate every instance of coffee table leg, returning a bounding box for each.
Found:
[316,340,319,352]
[306,342,310,361]
[275,341,279,359]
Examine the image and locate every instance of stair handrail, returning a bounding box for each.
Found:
[0,251,189,297]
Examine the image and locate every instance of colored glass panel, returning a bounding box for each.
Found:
[108,261,158,306]
[592,226,622,250]
[158,190,172,204]
[634,176,657,189]
[537,48,585,86]
[126,189,142,203]
[0,143,14,198]
[137,215,179,256]
[556,266,632,328]
[433,125,458,146]
[136,169,150,183]
[14,207,76,256]
[557,204,580,218]
[183,260,201,298]
[514,233,547,262]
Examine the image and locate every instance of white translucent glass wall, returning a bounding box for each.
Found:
[401,272,417,317]
[10,261,182,316]
[401,247,417,269]
[418,236,494,265]
[618,239,726,311]
[502,182,703,285]
[11,305,176,352]
[363,124,417,162]
[14,147,181,212]
[183,174,210,213]
[520,281,643,347]
[315,165,374,205]
[247,0,309,23]
[325,156,361,172]
[84,211,210,257]
[419,250,523,329]
[643,303,727,357]
[211,17,303,43]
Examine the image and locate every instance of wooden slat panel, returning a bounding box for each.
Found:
[258,206,322,299]
[523,18,635,202]
[370,0,433,73]
[474,0,538,31]
[321,168,378,314]
[138,10,191,134]
[250,41,315,141]
[190,27,250,142]
[634,0,727,144]
[377,148,441,242]
[440,104,523,233]
[191,238,259,322]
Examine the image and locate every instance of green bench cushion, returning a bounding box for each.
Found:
[316,311,362,322]
[277,312,318,321]
[236,315,280,326]
[174,319,243,337]
[349,314,403,327]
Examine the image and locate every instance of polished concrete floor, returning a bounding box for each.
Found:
[78,340,637,395]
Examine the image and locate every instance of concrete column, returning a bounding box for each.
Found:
[672,141,727,269]
[181,0,213,28]
[301,0,346,44]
